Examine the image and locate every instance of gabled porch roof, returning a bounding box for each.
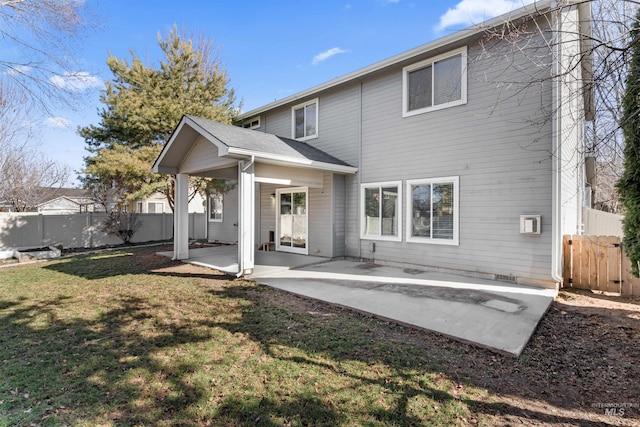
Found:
[152,115,357,175]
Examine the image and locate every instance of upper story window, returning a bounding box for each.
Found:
[291,98,318,141]
[402,46,467,117]
[242,117,260,130]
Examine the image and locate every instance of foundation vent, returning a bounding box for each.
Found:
[495,274,517,283]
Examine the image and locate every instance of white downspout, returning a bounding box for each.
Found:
[550,1,563,285]
[242,155,255,172]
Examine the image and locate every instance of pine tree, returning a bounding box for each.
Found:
[617,8,640,276]
[79,26,237,207]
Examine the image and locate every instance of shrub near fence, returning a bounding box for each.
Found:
[0,213,207,251]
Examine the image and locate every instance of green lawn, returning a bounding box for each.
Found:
[3,247,637,426]
[0,248,484,426]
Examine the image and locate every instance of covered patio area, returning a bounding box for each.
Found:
[152,115,357,277]
[157,244,329,276]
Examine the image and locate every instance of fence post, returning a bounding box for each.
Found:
[162,213,166,241]
[89,212,94,248]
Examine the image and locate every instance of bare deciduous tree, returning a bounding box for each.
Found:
[0,81,70,211]
[0,0,95,111]
[475,0,637,213]
[0,143,71,211]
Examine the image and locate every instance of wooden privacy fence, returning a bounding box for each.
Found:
[563,235,640,296]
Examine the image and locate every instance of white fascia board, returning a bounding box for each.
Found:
[227,147,358,174]
[152,119,188,172]
[237,0,554,120]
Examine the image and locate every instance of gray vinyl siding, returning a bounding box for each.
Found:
[344,174,360,258]
[258,183,277,247]
[207,185,238,243]
[257,174,335,257]
[356,38,554,281]
[333,174,346,257]
[251,18,561,283]
[308,172,334,257]
[258,85,362,258]
[262,85,361,167]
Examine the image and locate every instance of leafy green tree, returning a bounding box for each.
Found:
[617,7,640,276]
[80,26,237,208]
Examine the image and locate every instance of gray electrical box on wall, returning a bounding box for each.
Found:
[520,215,541,235]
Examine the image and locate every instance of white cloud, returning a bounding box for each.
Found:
[45,117,73,129]
[5,65,32,76]
[312,47,348,65]
[49,71,102,91]
[436,0,534,31]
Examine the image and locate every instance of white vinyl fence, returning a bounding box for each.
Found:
[0,212,207,251]
[582,207,623,237]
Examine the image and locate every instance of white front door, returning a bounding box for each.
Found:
[276,187,308,254]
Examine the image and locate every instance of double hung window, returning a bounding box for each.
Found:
[403,47,467,117]
[406,177,459,245]
[360,181,402,241]
[147,201,164,214]
[292,99,318,140]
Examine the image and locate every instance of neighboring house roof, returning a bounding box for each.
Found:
[37,195,96,209]
[54,188,91,199]
[153,115,357,174]
[237,0,592,121]
[36,188,94,206]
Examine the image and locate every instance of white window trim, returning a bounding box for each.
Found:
[242,116,261,129]
[402,46,467,118]
[276,187,309,255]
[405,176,459,246]
[147,201,165,214]
[360,180,403,242]
[208,194,223,223]
[291,98,319,141]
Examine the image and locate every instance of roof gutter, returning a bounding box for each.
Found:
[241,155,255,172]
[227,147,358,174]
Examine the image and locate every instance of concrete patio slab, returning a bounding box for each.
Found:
[159,246,555,356]
[251,260,556,356]
[158,245,328,276]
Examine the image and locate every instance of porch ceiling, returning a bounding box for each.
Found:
[152,115,358,177]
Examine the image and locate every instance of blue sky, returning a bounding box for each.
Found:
[29,0,533,184]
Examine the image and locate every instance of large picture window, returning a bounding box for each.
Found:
[406,177,459,245]
[291,98,318,141]
[208,194,223,222]
[361,181,402,241]
[402,47,467,117]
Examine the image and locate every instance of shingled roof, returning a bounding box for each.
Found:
[153,115,357,175]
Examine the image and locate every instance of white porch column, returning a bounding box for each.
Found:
[174,173,189,260]
[238,160,255,275]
